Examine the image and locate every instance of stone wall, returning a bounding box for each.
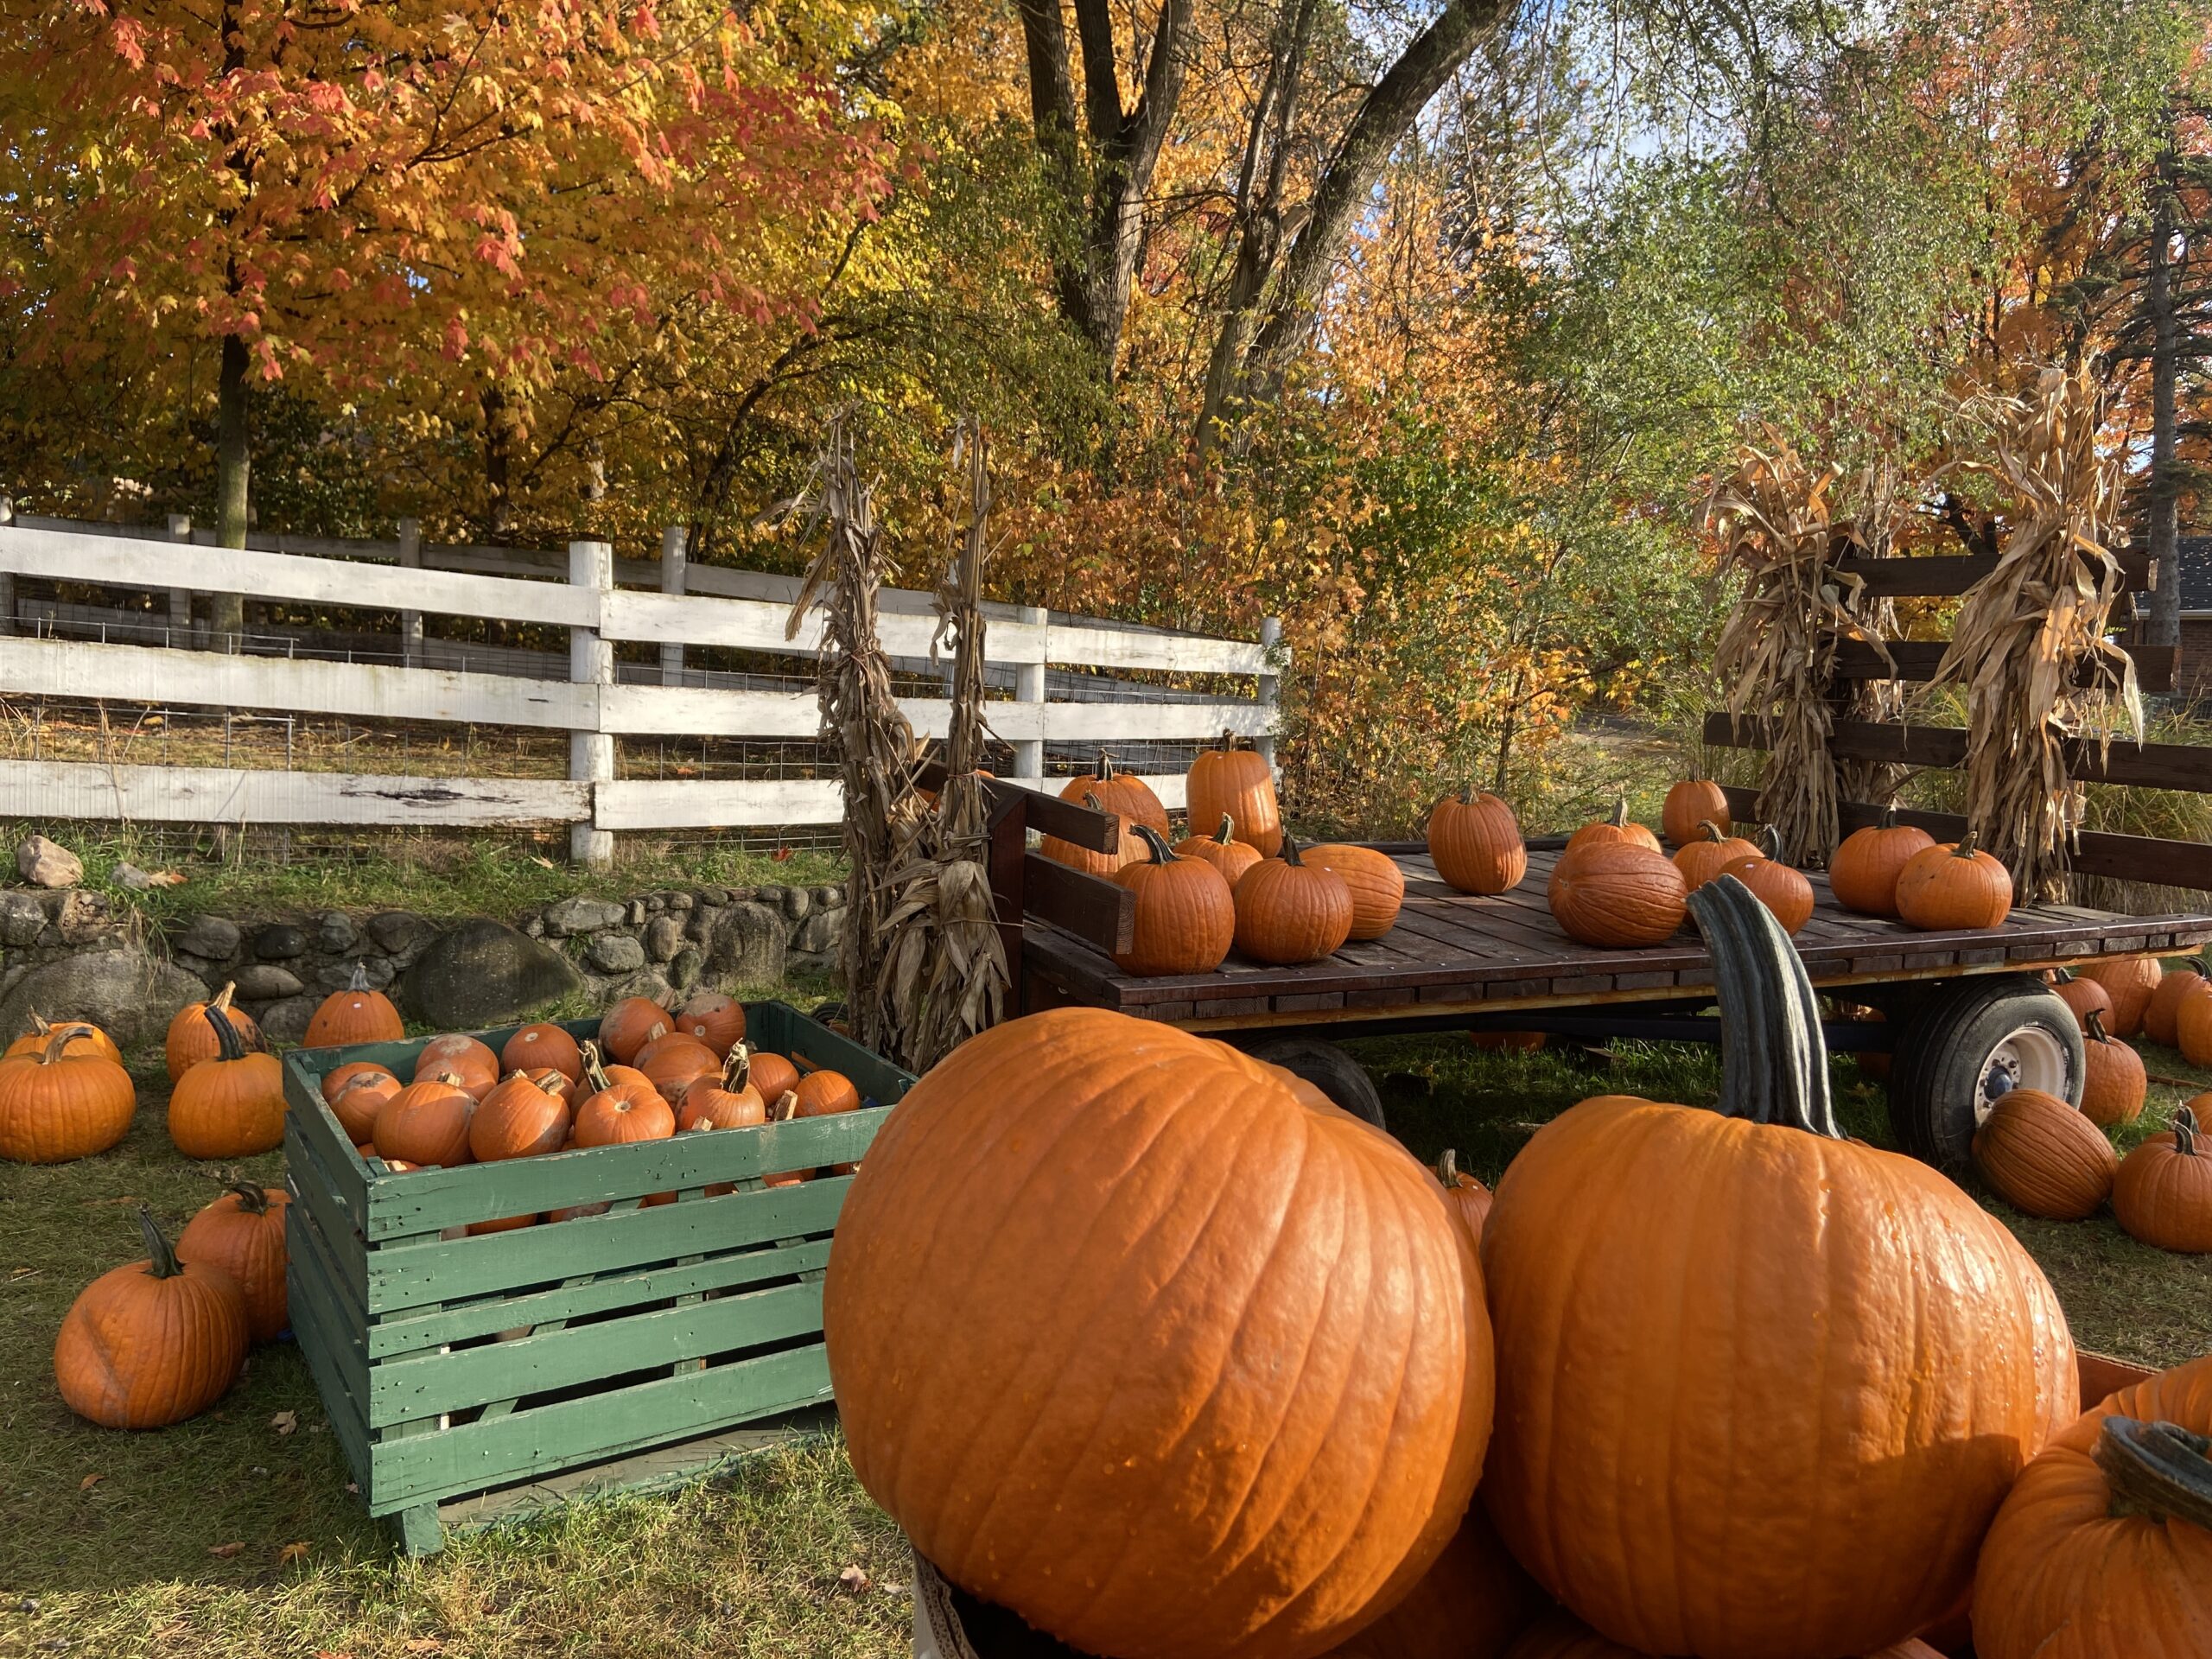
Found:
[0,880,847,1050]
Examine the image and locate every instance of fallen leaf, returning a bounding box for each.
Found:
[771,844,796,863]
[146,869,187,887]
[270,1409,298,1436]
[836,1564,871,1595]
[78,1473,102,1491]
[207,1542,245,1559]
[344,1481,359,1495]
[529,855,556,870]
[277,1541,311,1566]
[402,1639,446,1654]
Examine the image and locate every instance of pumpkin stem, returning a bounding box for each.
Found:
[1876,804,1898,830]
[204,1002,248,1064]
[1435,1148,1464,1188]
[28,1009,52,1037]
[2176,1107,2200,1158]
[1607,797,1629,828]
[2084,1008,2111,1045]
[1696,819,1726,843]
[1757,824,1782,860]
[2094,1415,2212,1532]
[347,960,372,993]
[1216,813,1236,845]
[212,982,237,1014]
[223,1181,271,1215]
[1279,829,1306,865]
[137,1205,184,1280]
[770,1090,799,1123]
[1215,728,1236,752]
[1953,830,1981,859]
[580,1041,612,1094]
[1685,874,1839,1138]
[39,1024,96,1065]
[1131,823,1178,865]
[1092,750,1113,780]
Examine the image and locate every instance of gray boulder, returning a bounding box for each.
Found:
[16,835,81,889]
[587,933,645,974]
[669,945,705,992]
[315,956,394,993]
[794,910,843,956]
[172,913,241,961]
[644,914,685,963]
[543,896,624,938]
[257,995,322,1046]
[232,963,305,1001]
[708,901,787,987]
[315,911,359,954]
[253,923,307,960]
[0,950,206,1052]
[0,892,47,948]
[368,911,435,955]
[812,885,844,911]
[402,919,582,1028]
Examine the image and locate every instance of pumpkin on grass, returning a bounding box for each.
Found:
[1323,1505,1538,1659]
[178,1184,289,1342]
[374,1073,476,1167]
[54,1206,247,1429]
[2079,1012,2146,1127]
[501,1021,583,1083]
[2049,968,2112,1033]
[1719,827,1813,934]
[1895,832,2013,930]
[2144,956,2212,1047]
[2112,1106,2212,1253]
[1233,831,1355,965]
[1187,732,1281,856]
[672,992,745,1057]
[1175,814,1265,887]
[1971,1088,2116,1220]
[413,1034,499,1102]
[824,1007,1494,1659]
[2074,955,2164,1038]
[1671,820,1763,890]
[1482,874,2078,1659]
[469,1069,572,1163]
[1040,792,1143,880]
[169,1007,286,1159]
[1062,750,1170,836]
[1661,778,1731,847]
[1972,1352,2212,1659]
[1547,841,1687,947]
[599,995,671,1064]
[0,1022,137,1164]
[1112,825,1236,976]
[4,1011,121,1064]
[1428,787,1528,894]
[302,961,404,1048]
[1828,806,1936,918]
[1435,1148,1492,1245]
[164,983,260,1081]
[1566,798,1662,856]
[1304,842,1406,939]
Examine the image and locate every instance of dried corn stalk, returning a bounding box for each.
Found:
[1707,431,1892,864]
[1936,365,2141,900]
[1834,462,1908,805]
[877,423,1009,1071]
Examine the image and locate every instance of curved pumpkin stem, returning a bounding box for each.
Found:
[722,1042,753,1093]
[39,1024,97,1065]
[1952,830,1982,859]
[1130,823,1178,865]
[1685,874,1838,1138]
[1607,797,1630,829]
[2175,1107,2200,1157]
[580,1041,612,1095]
[1875,803,1899,830]
[137,1205,183,1280]
[2094,1414,2212,1532]
[211,982,238,1014]
[346,960,373,993]
[1216,813,1236,845]
[2084,1008,2113,1046]
[27,1009,54,1038]
[1696,819,1726,844]
[1756,824,1783,860]
[204,1002,248,1065]
[1092,750,1115,781]
[1435,1148,1466,1188]
[1279,829,1306,866]
[223,1181,271,1215]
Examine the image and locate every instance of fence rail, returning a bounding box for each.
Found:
[0,512,1282,862]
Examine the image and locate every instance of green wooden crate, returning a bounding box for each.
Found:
[280,1002,911,1554]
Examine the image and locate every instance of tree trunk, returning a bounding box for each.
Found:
[483,385,514,541]
[2145,150,2182,649]
[208,332,250,654]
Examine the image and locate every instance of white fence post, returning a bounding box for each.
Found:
[0,496,13,635]
[397,518,423,669]
[1014,604,1047,783]
[659,525,686,686]
[1256,615,1282,770]
[569,540,616,867]
[165,515,194,647]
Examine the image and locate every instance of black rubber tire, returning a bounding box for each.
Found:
[1238,1037,1388,1131]
[1886,974,2085,1173]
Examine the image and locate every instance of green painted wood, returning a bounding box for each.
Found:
[359,1109,885,1239]
[396,1502,446,1557]
[281,1065,369,1234]
[366,1343,835,1511]
[287,1270,375,1489]
[284,1123,369,1306]
[365,1236,831,1359]
[365,1178,851,1314]
[286,1177,373,1351]
[286,1243,372,1453]
[368,1278,824,1426]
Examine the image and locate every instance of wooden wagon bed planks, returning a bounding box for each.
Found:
[1020,847,2212,1028]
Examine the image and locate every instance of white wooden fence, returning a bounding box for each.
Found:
[0,510,1282,864]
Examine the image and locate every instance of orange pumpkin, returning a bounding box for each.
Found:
[1671,819,1763,890]
[1564,798,1662,856]
[1971,1352,2212,1658]
[374,1073,476,1167]
[177,1183,289,1342]
[671,991,745,1058]
[2049,968,2113,1033]
[793,1068,859,1119]
[741,1046,800,1105]
[1719,834,1814,935]
[1232,832,1355,964]
[54,1207,247,1429]
[2143,956,2212,1047]
[4,1011,121,1065]
[413,1034,499,1101]
[1435,1148,1493,1246]
[467,1213,538,1236]
[168,1007,286,1160]
[1547,842,1687,947]
[1895,832,2013,930]
[599,995,672,1065]
[327,1069,398,1144]
[1501,1613,1945,1657]
[1186,733,1281,856]
[2073,955,2164,1038]
[1324,1504,1537,1658]
[1174,813,1265,887]
[573,1074,676,1147]
[1040,791,1143,880]
[1661,778,1731,847]
[1828,806,1935,918]
[302,961,404,1048]
[2078,1012,2145,1128]
[1303,842,1406,940]
[1060,750,1169,836]
[679,1047,767,1131]
[2111,1105,2212,1253]
[1427,787,1527,894]
[823,1008,1493,1659]
[164,982,260,1082]
[1972,1087,2116,1219]
[636,1032,721,1104]
[321,1059,397,1105]
[501,1020,583,1083]
[469,1069,572,1162]
[1112,825,1236,976]
[1468,1029,1545,1052]
[0,1022,137,1164]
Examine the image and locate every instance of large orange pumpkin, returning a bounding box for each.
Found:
[2143,955,2212,1047]
[1972,1352,2212,1658]
[0,1022,137,1164]
[1503,1613,1943,1657]
[573,1074,676,1147]
[1175,813,1266,887]
[671,991,745,1058]
[54,1207,248,1429]
[164,982,260,1082]
[501,1021,584,1083]
[168,1007,287,1160]
[1564,798,1662,857]
[2112,1106,2212,1253]
[1113,825,1236,976]
[636,1032,721,1103]
[4,1011,121,1065]
[1895,832,2013,930]
[1827,806,1934,918]
[469,1069,572,1162]
[374,1073,477,1167]
[2079,1011,2145,1128]
[1040,791,1144,880]
[824,1008,1495,1659]
[327,1068,399,1144]
[1660,778,1731,847]
[1187,734,1281,856]
[413,1034,499,1102]
[1546,842,1687,947]
[1303,843,1406,940]
[1323,1505,1537,1659]
[599,995,671,1065]
[1062,750,1170,836]
[1482,876,2078,1659]
[1671,819,1763,890]
[1972,1087,2116,1220]
[1232,833,1355,965]
[2073,955,2164,1038]
[302,961,404,1048]
[740,1046,800,1106]
[2050,968,2113,1033]
[1428,788,1527,895]
[177,1183,289,1342]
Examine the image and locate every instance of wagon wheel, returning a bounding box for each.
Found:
[1885,974,2085,1173]
[1236,1037,1388,1133]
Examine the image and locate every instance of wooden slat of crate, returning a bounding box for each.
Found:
[284,1122,369,1309]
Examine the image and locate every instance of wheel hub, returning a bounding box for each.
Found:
[1974,1023,2071,1122]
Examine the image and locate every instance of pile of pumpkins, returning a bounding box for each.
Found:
[823,876,2211,1659]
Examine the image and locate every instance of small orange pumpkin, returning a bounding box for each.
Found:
[1547,841,1688,947]
[168,1007,286,1160]
[1828,806,1935,918]
[1185,733,1281,855]
[54,1206,247,1429]
[637,1032,721,1103]
[2144,956,2212,1048]
[321,1059,397,1106]
[1564,798,1662,856]
[1040,791,1143,880]
[1972,1087,2116,1219]
[4,1011,121,1065]
[741,1046,800,1105]
[1661,778,1731,847]
[467,1213,538,1236]
[1112,825,1236,976]
[1427,787,1527,894]
[2078,1011,2145,1128]
[501,1020,583,1083]
[302,961,404,1048]
[413,1033,499,1101]
[573,1073,676,1147]
[2050,969,2113,1033]
[1303,842,1406,940]
[680,1047,767,1131]
[1719,831,1813,935]
[1061,750,1169,836]
[1174,813,1265,887]
[164,983,260,1082]
[672,992,745,1057]
[327,1068,399,1145]
[1233,832,1355,964]
[1895,831,2013,931]
[469,1069,572,1162]
[374,1073,476,1167]
[599,995,672,1065]
[1468,1029,1545,1053]
[1672,819,1763,890]
[2111,1104,2212,1254]
[1435,1148,1493,1247]
[2073,955,2164,1039]
[0,1022,137,1164]
[177,1183,289,1342]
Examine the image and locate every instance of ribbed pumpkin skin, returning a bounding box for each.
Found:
[302,975,404,1048]
[168,1039,286,1160]
[1176,818,1266,887]
[1972,1089,2117,1220]
[0,1035,137,1163]
[1427,792,1527,895]
[1896,839,2013,930]
[164,987,259,1082]
[1828,819,1934,917]
[1061,755,1171,837]
[1304,844,1406,940]
[1322,1505,1536,1659]
[637,1033,721,1104]
[54,1216,248,1429]
[1188,744,1282,856]
[2142,959,2210,1046]
[1435,1151,1492,1247]
[599,996,671,1064]
[1546,844,1686,946]
[469,1071,571,1162]
[1661,779,1730,847]
[573,1083,675,1147]
[414,1036,499,1102]
[501,1022,584,1083]
[1503,1616,1942,1657]
[1113,835,1236,976]
[1973,1354,2212,1659]
[374,1076,476,1167]
[2176,986,2212,1066]
[1563,802,1662,858]
[4,1015,122,1064]
[2078,1022,2145,1127]
[825,1010,1495,1659]
[2073,956,2162,1038]
[1233,849,1355,965]
[328,1071,398,1144]
[2112,1110,2212,1252]
[177,1185,289,1342]
[745,1049,800,1105]
[1719,853,1813,934]
[2051,972,2112,1032]
[1671,823,1762,890]
[1482,1095,2078,1659]
[672,992,745,1058]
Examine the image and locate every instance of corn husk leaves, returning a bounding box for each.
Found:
[1707,431,1893,864]
[1936,365,2141,900]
